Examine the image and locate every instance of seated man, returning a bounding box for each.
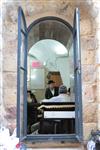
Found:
[27,91,38,134]
[42,85,70,102]
[39,85,75,134]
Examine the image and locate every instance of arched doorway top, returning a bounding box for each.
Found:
[27,16,73,34]
[27,16,73,51]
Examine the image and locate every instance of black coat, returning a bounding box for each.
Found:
[45,87,59,99]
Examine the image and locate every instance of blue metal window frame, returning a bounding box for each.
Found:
[17,7,83,142]
[73,8,83,141]
[17,6,27,140]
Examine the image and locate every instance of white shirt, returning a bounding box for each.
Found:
[50,89,54,95]
[42,94,71,102]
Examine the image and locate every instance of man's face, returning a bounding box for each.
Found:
[49,83,55,89]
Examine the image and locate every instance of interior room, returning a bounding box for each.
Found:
[27,19,75,135]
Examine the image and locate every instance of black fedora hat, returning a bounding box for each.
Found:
[48,80,55,84]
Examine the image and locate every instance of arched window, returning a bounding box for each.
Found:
[17,6,82,142]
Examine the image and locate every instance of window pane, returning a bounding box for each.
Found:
[20,33,25,68]
[30,68,45,89]
[20,69,24,137]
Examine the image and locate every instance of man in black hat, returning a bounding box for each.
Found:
[45,80,59,99]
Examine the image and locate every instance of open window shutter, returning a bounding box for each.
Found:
[17,6,27,140]
[73,8,83,141]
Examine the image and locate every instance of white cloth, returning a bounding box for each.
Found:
[50,89,54,96]
[42,94,71,102]
[87,140,96,150]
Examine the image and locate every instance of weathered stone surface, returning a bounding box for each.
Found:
[3,40,17,56]
[3,72,17,89]
[2,2,19,23]
[2,22,17,42]
[83,103,98,123]
[4,105,16,134]
[82,84,97,104]
[81,50,95,65]
[80,19,92,36]
[3,88,17,106]
[81,37,98,51]
[83,123,97,140]
[25,1,44,17]
[82,65,97,84]
[3,55,17,72]
[5,106,16,120]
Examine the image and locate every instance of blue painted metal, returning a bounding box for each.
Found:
[17,7,21,138]
[73,8,83,141]
[17,6,27,140]
[27,134,79,142]
[23,31,28,137]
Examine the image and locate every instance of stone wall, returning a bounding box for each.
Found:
[1,0,100,142]
[82,1,100,140]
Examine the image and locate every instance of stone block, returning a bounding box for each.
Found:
[5,105,16,120]
[81,37,98,51]
[82,84,97,104]
[3,3,18,23]
[82,65,97,84]
[3,88,17,106]
[3,55,17,72]
[80,19,92,36]
[3,22,17,42]
[83,123,97,141]
[3,72,17,89]
[81,50,95,65]
[3,40,17,56]
[83,103,97,123]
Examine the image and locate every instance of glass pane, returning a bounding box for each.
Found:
[30,68,45,90]
[69,45,75,101]
[20,33,25,67]
[20,69,24,137]
[21,15,26,33]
